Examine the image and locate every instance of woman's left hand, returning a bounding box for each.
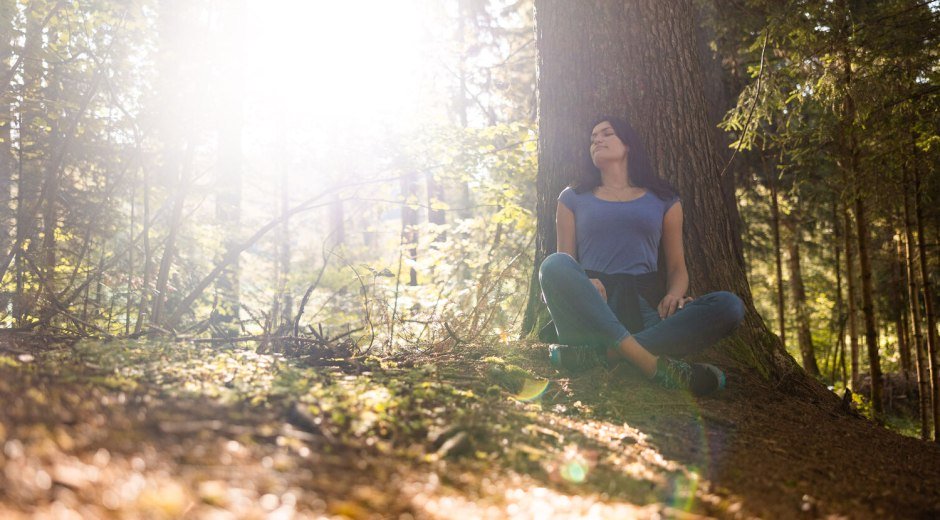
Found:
[658,294,694,319]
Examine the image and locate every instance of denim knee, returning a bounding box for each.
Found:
[712,291,745,331]
[539,252,578,286]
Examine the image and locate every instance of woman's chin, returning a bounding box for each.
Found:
[592,153,620,167]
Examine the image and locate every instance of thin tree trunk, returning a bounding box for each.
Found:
[402,171,419,286]
[213,0,244,336]
[895,216,912,375]
[769,162,786,347]
[40,25,62,322]
[126,178,135,335]
[277,152,292,328]
[844,206,860,388]
[135,167,151,334]
[151,145,191,328]
[150,0,194,330]
[912,154,939,441]
[14,4,45,324]
[854,191,883,415]
[0,3,13,317]
[455,0,473,220]
[834,0,881,416]
[902,167,930,439]
[786,215,820,376]
[832,197,847,385]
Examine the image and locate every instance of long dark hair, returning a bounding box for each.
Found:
[572,115,677,201]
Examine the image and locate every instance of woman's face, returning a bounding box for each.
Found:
[590,121,628,167]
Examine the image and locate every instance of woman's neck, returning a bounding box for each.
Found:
[598,160,631,188]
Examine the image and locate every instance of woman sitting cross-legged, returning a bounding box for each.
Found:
[539,115,745,396]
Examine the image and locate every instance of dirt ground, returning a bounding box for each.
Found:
[1,331,939,519]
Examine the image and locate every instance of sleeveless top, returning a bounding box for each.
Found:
[558,186,680,275]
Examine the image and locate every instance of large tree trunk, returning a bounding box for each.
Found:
[524,0,802,380]
[786,214,820,377]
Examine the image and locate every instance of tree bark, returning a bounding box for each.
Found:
[854,191,883,415]
[135,167,152,334]
[843,206,860,388]
[524,0,802,379]
[894,217,912,375]
[912,152,939,441]
[833,199,848,386]
[13,3,45,324]
[0,1,13,310]
[769,162,786,347]
[786,215,820,377]
[835,0,882,415]
[902,167,930,440]
[40,24,64,321]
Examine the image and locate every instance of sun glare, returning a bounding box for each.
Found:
[246,0,429,125]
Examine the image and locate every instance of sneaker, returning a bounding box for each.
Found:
[652,356,726,396]
[549,344,607,372]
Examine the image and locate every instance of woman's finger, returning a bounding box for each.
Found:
[667,299,679,318]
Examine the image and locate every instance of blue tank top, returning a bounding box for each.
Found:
[558,187,679,275]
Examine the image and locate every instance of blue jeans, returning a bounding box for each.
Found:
[538,253,745,357]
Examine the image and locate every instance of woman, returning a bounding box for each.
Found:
[538,116,745,396]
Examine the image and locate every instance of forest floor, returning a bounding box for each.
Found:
[1,331,939,519]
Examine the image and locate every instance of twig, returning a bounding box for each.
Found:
[719,28,770,179]
[443,321,465,346]
[292,253,330,337]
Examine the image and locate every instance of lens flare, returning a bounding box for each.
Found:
[560,459,589,483]
[514,378,550,402]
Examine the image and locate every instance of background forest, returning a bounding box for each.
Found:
[1,0,939,517]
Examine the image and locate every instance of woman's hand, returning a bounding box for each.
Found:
[589,278,607,302]
[658,294,694,319]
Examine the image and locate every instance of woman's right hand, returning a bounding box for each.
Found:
[589,278,607,302]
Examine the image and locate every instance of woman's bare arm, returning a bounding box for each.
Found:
[556,201,577,257]
[556,200,607,300]
[659,201,690,317]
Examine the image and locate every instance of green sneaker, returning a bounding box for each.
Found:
[549,344,607,372]
[652,356,726,396]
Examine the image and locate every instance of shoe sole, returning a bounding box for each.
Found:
[701,363,726,391]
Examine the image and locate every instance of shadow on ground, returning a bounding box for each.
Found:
[1,333,939,519]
